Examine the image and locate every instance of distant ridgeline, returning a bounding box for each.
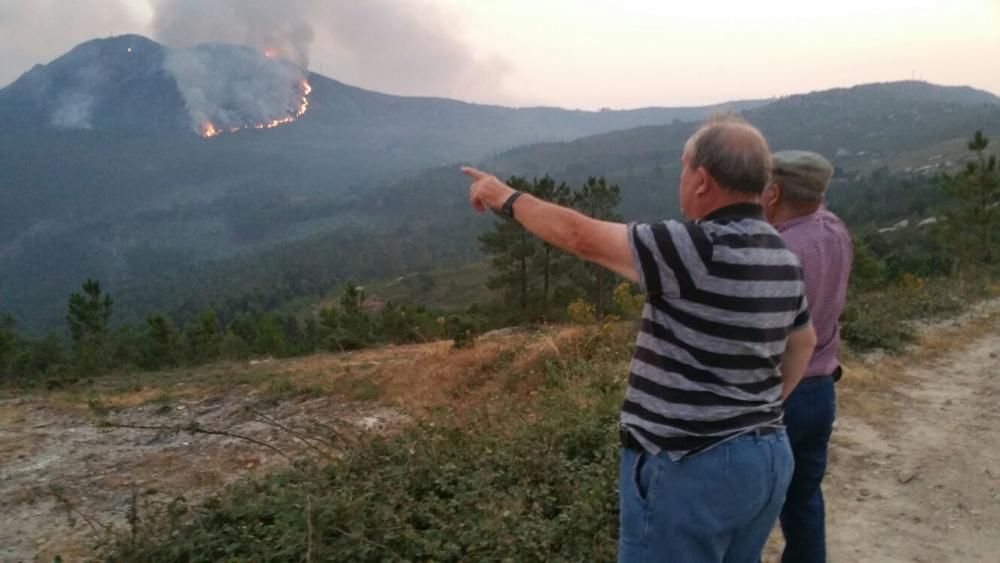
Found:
[0,34,998,333]
[2,124,999,386]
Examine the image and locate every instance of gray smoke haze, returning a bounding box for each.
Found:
[311,0,512,102]
[151,0,315,69]
[165,44,308,132]
[152,0,316,133]
[50,64,108,129]
[149,0,513,103]
[0,0,514,115]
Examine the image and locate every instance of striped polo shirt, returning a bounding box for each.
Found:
[623,203,811,460]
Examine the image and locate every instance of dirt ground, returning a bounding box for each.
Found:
[0,390,407,562]
[0,329,564,562]
[1,313,998,562]
[764,301,1000,562]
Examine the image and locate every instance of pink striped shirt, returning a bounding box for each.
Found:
[776,207,853,377]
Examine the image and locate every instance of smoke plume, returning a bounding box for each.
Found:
[0,0,515,131]
[151,0,315,134]
[151,0,315,69]
[165,45,309,133]
[150,0,513,104]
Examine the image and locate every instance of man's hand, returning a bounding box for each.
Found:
[460,166,640,284]
[780,324,817,399]
[462,167,516,213]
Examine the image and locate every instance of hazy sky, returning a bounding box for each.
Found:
[1,0,997,109]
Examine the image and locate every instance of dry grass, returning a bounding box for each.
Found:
[837,304,1000,426]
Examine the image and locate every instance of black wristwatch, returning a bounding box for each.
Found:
[501,190,524,219]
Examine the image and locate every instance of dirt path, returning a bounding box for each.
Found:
[767,310,1000,562]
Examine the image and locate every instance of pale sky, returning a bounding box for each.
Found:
[1,0,998,109]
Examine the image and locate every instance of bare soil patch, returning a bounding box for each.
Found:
[764,302,1000,562]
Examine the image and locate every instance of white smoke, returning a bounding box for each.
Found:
[0,0,514,109]
[164,44,307,132]
[151,0,315,69]
[51,92,96,129]
[51,63,107,129]
[150,0,514,106]
[151,0,315,134]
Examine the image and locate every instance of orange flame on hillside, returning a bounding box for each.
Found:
[201,122,221,138]
[200,80,312,139]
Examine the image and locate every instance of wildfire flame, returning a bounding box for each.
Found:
[264,48,278,59]
[201,122,220,138]
[200,79,312,139]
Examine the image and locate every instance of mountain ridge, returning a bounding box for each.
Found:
[2,35,1000,332]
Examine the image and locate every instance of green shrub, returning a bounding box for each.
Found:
[104,327,631,562]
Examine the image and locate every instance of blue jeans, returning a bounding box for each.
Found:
[779,375,836,563]
[619,429,794,563]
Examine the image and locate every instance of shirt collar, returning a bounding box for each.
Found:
[774,207,826,233]
[702,203,765,222]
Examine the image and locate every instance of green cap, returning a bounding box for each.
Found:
[771,150,833,202]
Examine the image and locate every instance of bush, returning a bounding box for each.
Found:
[219,333,250,361]
[841,268,997,352]
[566,298,596,324]
[443,315,476,349]
[104,326,632,562]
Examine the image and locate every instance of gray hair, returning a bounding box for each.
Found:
[781,182,824,203]
[685,114,772,195]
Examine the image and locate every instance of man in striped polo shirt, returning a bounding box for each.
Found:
[462,115,816,563]
[762,151,853,563]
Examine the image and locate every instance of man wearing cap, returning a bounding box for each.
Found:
[762,151,853,563]
[463,115,817,562]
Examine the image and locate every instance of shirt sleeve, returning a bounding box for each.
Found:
[627,221,682,298]
[791,292,812,330]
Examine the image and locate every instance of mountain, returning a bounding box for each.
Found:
[0,34,763,158]
[0,35,190,132]
[0,35,766,246]
[2,35,999,332]
[92,79,1000,329]
[0,35,764,332]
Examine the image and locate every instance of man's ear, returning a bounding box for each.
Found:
[766,183,782,207]
[768,184,785,206]
[694,167,712,196]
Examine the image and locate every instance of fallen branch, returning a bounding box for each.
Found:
[305,418,361,449]
[50,484,113,536]
[100,420,292,461]
[248,408,335,460]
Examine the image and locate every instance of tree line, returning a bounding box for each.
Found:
[2,132,997,385]
[0,279,481,388]
[479,175,634,323]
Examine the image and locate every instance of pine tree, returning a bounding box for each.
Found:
[572,177,622,318]
[479,177,539,318]
[934,131,1000,269]
[142,314,182,370]
[66,279,114,374]
[254,314,288,357]
[186,310,222,364]
[320,284,375,351]
[280,314,304,356]
[531,176,574,319]
[0,314,16,377]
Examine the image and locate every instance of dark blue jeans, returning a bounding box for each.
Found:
[780,375,836,563]
[619,429,793,563]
